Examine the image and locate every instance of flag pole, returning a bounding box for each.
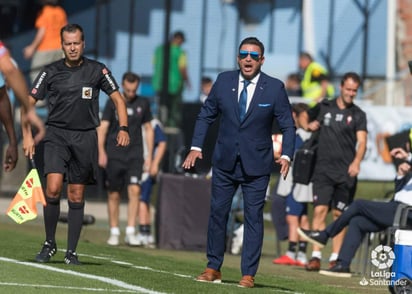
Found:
[30,158,36,169]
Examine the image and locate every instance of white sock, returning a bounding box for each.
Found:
[286,251,295,259]
[126,226,135,235]
[312,251,322,259]
[110,227,120,235]
[329,253,339,261]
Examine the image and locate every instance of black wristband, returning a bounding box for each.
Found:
[119,126,129,133]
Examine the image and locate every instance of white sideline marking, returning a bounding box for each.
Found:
[79,252,193,279]
[79,252,305,293]
[0,257,166,294]
[0,282,137,293]
[1,253,303,293]
[78,253,303,293]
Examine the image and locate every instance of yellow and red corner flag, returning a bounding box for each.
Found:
[6,159,46,224]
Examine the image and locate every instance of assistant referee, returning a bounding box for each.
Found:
[21,23,130,265]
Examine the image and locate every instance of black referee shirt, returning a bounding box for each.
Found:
[30,57,119,130]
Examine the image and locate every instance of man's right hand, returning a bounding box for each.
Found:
[390,147,409,161]
[26,108,45,144]
[22,133,35,159]
[21,106,45,159]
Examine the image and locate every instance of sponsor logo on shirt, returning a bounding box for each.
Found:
[82,87,92,99]
[102,67,116,90]
[32,71,47,95]
[324,112,331,126]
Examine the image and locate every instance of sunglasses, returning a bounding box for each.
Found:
[239,50,260,61]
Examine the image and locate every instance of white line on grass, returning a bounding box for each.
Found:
[2,250,302,293]
[0,282,137,293]
[78,253,304,293]
[79,252,193,279]
[0,257,166,294]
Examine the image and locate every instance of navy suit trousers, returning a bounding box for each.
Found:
[206,158,270,276]
[325,199,400,267]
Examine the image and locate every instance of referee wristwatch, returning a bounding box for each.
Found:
[119,126,129,133]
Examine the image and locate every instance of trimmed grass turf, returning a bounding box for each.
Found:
[0,179,394,293]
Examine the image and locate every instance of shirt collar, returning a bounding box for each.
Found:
[240,73,260,85]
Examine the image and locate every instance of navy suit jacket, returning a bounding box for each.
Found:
[395,172,412,194]
[191,70,295,176]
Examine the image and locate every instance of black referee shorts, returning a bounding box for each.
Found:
[43,126,98,185]
[104,158,143,192]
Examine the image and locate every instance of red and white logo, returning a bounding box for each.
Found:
[25,178,33,188]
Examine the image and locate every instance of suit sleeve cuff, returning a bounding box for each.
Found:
[407,153,412,163]
[280,155,291,162]
[191,146,202,152]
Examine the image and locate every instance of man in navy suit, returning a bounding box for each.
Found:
[298,147,412,278]
[182,37,295,288]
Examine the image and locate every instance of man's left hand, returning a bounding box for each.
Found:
[276,157,290,180]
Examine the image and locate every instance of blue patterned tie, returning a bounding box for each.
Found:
[239,80,251,121]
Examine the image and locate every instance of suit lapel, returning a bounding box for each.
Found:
[243,74,265,122]
[231,72,241,120]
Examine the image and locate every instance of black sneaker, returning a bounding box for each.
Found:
[35,240,57,263]
[319,262,351,278]
[297,228,327,248]
[64,250,82,265]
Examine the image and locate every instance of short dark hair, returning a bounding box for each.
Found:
[291,103,309,115]
[42,0,59,6]
[122,72,140,83]
[287,73,301,83]
[341,72,361,86]
[238,37,265,56]
[172,31,185,42]
[60,24,84,41]
[299,51,313,62]
[201,76,213,85]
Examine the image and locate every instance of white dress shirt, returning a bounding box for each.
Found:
[394,176,412,206]
[238,73,260,112]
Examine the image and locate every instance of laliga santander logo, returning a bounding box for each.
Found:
[371,244,395,270]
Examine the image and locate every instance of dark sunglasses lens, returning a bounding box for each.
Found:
[239,53,248,59]
[250,52,260,61]
[239,50,260,61]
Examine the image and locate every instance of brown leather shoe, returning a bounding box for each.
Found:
[305,257,321,271]
[238,275,254,288]
[196,268,222,283]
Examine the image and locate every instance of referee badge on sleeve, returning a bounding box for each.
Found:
[82,87,92,99]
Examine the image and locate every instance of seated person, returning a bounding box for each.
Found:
[298,147,412,278]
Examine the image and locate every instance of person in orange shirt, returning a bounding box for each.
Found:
[23,0,67,83]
